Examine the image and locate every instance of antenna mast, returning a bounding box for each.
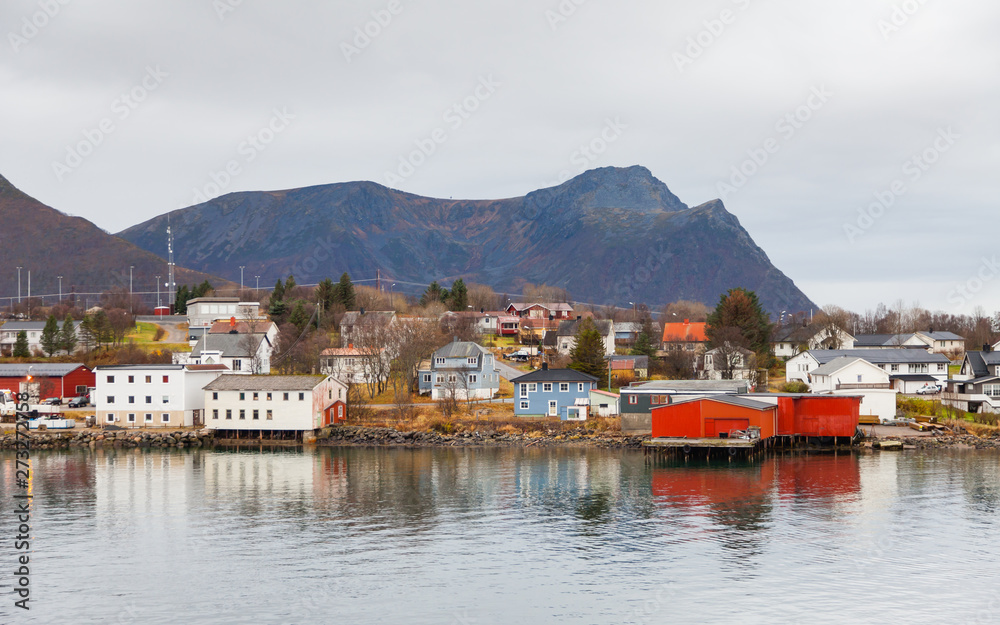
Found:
[167,217,176,312]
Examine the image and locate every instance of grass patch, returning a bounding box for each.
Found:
[125,322,162,343]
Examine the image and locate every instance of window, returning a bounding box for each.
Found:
[161,413,169,423]
[436,357,445,365]
[107,396,115,404]
[145,413,153,422]
[447,374,457,383]
[266,393,272,401]
[145,375,152,383]
[423,374,431,383]
[127,413,136,423]
[559,383,569,392]
[984,384,1000,397]
[520,384,528,398]
[298,393,305,401]
[283,393,289,401]
[857,375,863,382]
[162,375,169,383]
[106,414,114,422]
[239,392,245,400]
[543,383,552,392]
[128,376,134,383]
[266,409,273,420]
[909,364,929,374]
[162,396,169,404]
[145,396,152,404]
[226,409,232,420]
[76,385,87,394]
[212,409,219,420]
[578,383,584,392]
[107,375,115,383]
[937,364,946,372]
[253,409,259,420]
[520,401,529,410]
[239,409,246,420]
[468,357,477,365]
[469,375,478,384]
[628,395,638,405]
[212,392,218,400]
[128,396,135,404]
[253,392,259,401]
[233,360,242,371]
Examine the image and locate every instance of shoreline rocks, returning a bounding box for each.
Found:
[316,425,648,449]
[0,429,215,450]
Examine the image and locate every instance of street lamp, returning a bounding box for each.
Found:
[239,266,245,292]
[390,283,396,308]
[16,267,21,304]
[129,266,134,315]
[155,275,161,308]
[255,275,260,295]
[57,276,63,302]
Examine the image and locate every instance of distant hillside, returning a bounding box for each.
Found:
[117,166,816,315]
[0,173,226,304]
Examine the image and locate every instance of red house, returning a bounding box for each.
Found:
[651,396,778,440]
[0,363,95,400]
[323,400,347,426]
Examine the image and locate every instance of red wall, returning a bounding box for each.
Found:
[0,366,95,399]
[652,400,777,439]
[784,396,860,437]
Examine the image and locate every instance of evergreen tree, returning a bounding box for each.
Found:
[175,285,191,315]
[285,274,297,291]
[334,272,356,310]
[316,278,336,312]
[448,279,469,311]
[288,301,309,332]
[79,315,98,352]
[630,332,656,358]
[13,331,29,358]
[705,287,773,359]
[568,318,607,378]
[272,278,285,303]
[40,315,60,357]
[91,310,113,349]
[420,281,448,307]
[193,280,213,298]
[59,315,77,354]
[269,299,288,321]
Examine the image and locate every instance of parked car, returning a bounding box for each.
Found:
[505,349,531,362]
[68,396,89,408]
[42,397,62,405]
[916,384,942,395]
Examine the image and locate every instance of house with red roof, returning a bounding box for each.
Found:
[661,320,708,354]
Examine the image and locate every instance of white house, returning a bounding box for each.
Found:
[203,374,348,440]
[184,332,273,374]
[771,324,856,360]
[589,389,620,417]
[319,345,389,386]
[701,345,755,381]
[95,364,229,428]
[785,349,950,393]
[186,297,264,338]
[555,319,615,356]
[808,357,891,393]
[0,320,82,356]
[854,331,965,357]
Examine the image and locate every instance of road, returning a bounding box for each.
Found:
[135,315,189,343]
[494,359,530,381]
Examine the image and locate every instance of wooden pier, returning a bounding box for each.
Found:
[644,436,776,461]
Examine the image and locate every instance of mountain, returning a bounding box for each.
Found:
[0,173,226,306]
[117,166,816,314]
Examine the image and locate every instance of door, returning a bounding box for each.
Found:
[548,400,558,417]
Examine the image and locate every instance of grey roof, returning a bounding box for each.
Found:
[190,333,265,358]
[890,374,938,382]
[341,311,396,325]
[919,331,964,341]
[853,334,909,347]
[668,395,776,411]
[433,341,488,359]
[625,380,749,393]
[966,351,993,377]
[557,319,613,336]
[609,355,649,369]
[203,374,325,391]
[804,349,950,365]
[772,324,850,343]
[1,321,82,332]
[811,357,875,377]
[510,368,599,383]
[95,364,187,371]
[615,322,643,333]
[0,363,90,377]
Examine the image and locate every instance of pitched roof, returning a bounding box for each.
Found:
[320,347,366,357]
[626,380,750,392]
[805,349,950,365]
[609,355,649,369]
[557,319,613,336]
[665,395,776,411]
[591,389,619,398]
[965,351,1000,378]
[190,333,265,358]
[0,363,90,377]
[433,341,488,359]
[208,320,276,334]
[340,311,396,326]
[510,368,599,383]
[810,357,877,377]
[203,374,325,391]
[507,303,574,313]
[661,321,707,343]
[772,324,852,343]
[0,321,82,332]
[853,334,911,347]
[917,331,964,341]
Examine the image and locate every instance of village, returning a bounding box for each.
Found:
[0,275,998,454]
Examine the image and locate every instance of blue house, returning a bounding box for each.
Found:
[417,340,501,400]
[511,364,599,420]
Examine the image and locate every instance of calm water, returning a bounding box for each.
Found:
[2,446,1000,625]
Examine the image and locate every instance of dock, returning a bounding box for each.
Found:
[644,435,775,460]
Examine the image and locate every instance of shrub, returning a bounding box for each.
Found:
[779,380,810,393]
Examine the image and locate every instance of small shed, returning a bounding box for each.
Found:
[651,396,778,440]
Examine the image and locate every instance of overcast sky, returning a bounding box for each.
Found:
[2,0,998,314]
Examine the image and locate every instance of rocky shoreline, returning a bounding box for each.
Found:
[0,429,214,450]
[870,433,1000,451]
[316,425,648,449]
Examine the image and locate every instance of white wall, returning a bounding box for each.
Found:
[811,360,889,393]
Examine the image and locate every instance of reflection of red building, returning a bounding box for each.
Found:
[775,455,861,500]
[651,396,778,440]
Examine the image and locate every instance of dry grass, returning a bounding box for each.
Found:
[944,419,1000,437]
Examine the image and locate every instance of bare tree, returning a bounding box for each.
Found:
[353,314,394,396]
[467,283,502,312]
[238,313,267,374]
[664,300,711,323]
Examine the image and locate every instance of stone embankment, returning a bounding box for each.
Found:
[872,433,1000,451]
[0,429,214,450]
[317,425,647,449]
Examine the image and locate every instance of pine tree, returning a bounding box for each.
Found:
[285,274,297,291]
[568,318,607,378]
[40,315,60,357]
[288,301,309,332]
[193,280,213,298]
[334,272,356,310]
[448,279,469,311]
[316,278,336,312]
[13,331,29,358]
[175,285,191,315]
[705,287,773,359]
[420,281,448,307]
[59,315,77,355]
[272,279,285,303]
[630,331,656,358]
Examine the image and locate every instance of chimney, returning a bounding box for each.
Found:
[577,315,582,320]
[684,319,689,324]
[984,344,991,353]
[348,343,353,349]
[542,362,548,371]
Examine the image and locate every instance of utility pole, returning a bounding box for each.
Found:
[129,265,134,315]
[155,275,161,308]
[255,275,260,295]
[16,267,21,304]
[57,276,63,302]
[240,266,245,292]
